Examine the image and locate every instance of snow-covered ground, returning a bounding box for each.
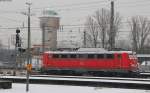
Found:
[0,83,150,93]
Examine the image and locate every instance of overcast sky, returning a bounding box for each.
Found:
[0,0,150,47]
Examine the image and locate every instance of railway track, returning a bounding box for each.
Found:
[31,74,150,82]
[31,71,150,78]
[1,75,150,90]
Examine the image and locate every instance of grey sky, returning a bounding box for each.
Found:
[0,0,150,47]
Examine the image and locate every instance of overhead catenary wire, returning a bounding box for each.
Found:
[0,1,150,33]
[31,0,150,11]
[31,0,107,10]
[1,0,150,13]
[0,25,132,33]
[116,0,150,8]
[30,0,150,13]
[1,0,150,26]
[0,20,141,29]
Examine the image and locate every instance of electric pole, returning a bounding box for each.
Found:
[83,30,86,48]
[41,23,46,54]
[109,0,114,50]
[26,2,32,92]
[102,8,105,48]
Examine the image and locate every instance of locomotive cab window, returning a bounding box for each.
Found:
[117,54,122,59]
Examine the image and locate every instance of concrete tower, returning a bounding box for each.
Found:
[39,10,60,50]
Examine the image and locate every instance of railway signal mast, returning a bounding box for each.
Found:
[15,29,21,75]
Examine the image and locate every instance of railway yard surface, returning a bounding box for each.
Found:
[1,83,150,93]
[1,74,150,91]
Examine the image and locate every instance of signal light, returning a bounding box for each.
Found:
[16,29,20,33]
[18,48,26,53]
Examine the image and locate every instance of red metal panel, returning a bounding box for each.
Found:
[120,53,129,70]
[42,53,48,68]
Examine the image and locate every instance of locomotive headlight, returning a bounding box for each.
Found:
[130,63,136,67]
[131,64,135,67]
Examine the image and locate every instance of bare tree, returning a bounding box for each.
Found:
[94,8,109,48]
[115,39,131,50]
[113,12,122,46]
[84,8,122,49]
[85,16,99,48]
[129,16,150,53]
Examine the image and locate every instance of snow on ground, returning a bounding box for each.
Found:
[0,83,150,93]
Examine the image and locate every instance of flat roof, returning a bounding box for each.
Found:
[45,50,133,54]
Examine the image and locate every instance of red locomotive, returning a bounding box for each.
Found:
[42,48,139,76]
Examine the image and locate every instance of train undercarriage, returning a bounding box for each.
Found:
[40,68,140,77]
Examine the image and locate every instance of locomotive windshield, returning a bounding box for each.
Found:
[129,53,137,59]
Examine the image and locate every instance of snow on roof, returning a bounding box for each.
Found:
[45,48,134,54]
[45,48,108,54]
[109,51,134,54]
[77,48,108,52]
